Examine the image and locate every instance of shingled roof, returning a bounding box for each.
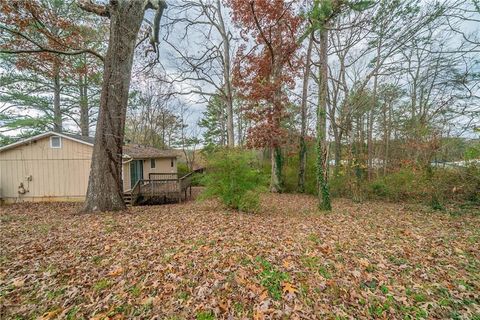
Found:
[0,132,178,158]
[123,144,178,159]
[63,134,178,158]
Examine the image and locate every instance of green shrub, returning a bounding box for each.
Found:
[191,172,205,186]
[200,149,266,212]
[275,143,318,195]
[370,181,388,197]
[238,190,261,213]
[363,165,480,206]
[330,173,351,198]
[177,162,190,177]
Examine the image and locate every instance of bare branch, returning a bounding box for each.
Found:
[76,0,110,17]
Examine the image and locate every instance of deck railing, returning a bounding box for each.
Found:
[148,172,178,181]
[129,170,201,205]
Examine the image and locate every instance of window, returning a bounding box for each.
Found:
[50,136,61,148]
[171,158,174,167]
[150,159,156,169]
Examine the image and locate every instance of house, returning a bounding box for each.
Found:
[0,131,178,204]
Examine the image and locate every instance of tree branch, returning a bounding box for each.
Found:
[0,25,104,62]
[249,1,275,65]
[76,0,110,17]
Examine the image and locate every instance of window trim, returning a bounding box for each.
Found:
[50,136,62,149]
[150,158,156,169]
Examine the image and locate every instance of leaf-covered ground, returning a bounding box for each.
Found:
[1,190,479,319]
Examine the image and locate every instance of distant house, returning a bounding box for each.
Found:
[0,131,178,204]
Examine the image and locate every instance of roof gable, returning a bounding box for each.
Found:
[0,131,94,152]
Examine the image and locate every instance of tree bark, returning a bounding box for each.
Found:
[298,32,314,193]
[82,0,147,213]
[79,73,89,136]
[216,0,235,147]
[53,65,62,132]
[270,146,283,193]
[316,26,331,211]
[367,37,382,180]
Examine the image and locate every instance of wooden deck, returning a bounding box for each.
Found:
[124,171,198,206]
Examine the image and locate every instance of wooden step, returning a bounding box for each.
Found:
[123,192,132,206]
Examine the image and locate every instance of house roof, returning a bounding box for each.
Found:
[0,131,178,158]
[62,133,95,145]
[123,144,178,159]
[0,131,94,152]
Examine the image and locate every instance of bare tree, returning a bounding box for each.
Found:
[163,0,235,146]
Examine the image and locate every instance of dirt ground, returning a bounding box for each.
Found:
[0,190,479,319]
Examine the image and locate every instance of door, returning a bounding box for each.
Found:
[130,160,143,188]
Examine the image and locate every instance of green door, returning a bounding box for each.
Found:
[130,160,144,188]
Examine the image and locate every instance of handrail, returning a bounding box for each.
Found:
[128,169,203,205]
[149,172,178,181]
[179,171,195,180]
[130,179,143,205]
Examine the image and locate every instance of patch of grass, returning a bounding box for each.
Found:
[65,306,79,320]
[361,279,378,290]
[46,288,65,299]
[91,255,103,265]
[162,248,179,264]
[177,291,189,301]
[93,279,111,292]
[318,265,332,279]
[191,238,207,250]
[388,255,409,266]
[233,302,245,315]
[0,215,14,223]
[104,218,120,233]
[300,255,333,279]
[365,264,375,273]
[239,257,252,266]
[196,311,215,320]
[307,233,321,245]
[255,257,289,300]
[132,302,153,316]
[128,284,142,297]
[36,223,53,234]
[301,255,320,269]
[112,305,127,315]
[380,285,389,294]
[367,297,393,317]
[413,292,427,303]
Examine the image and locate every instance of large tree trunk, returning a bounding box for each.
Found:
[367,38,381,180]
[53,65,62,132]
[79,73,89,136]
[333,136,342,174]
[270,146,283,192]
[298,32,314,193]
[216,0,235,148]
[82,1,147,213]
[316,26,331,211]
[269,59,284,193]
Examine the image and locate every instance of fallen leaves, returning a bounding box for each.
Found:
[0,192,479,319]
[108,267,124,277]
[282,282,297,295]
[38,308,62,320]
